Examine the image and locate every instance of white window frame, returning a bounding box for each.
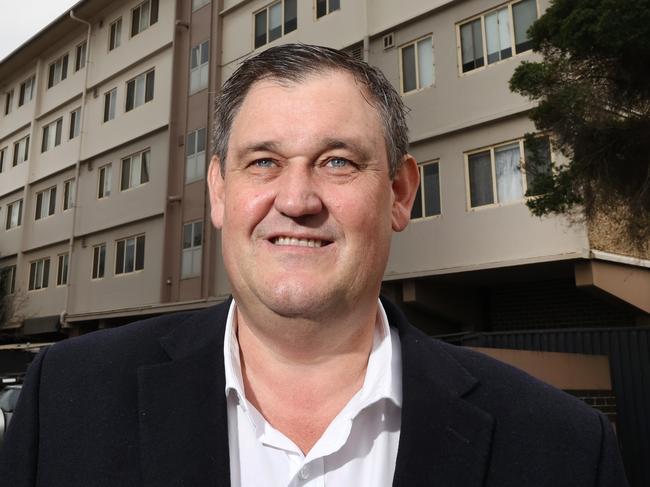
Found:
[48,54,69,88]
[28,257,50,291]
[109,18,122,51]
[115,235,145,275]
[411,160,442,220]
[35,186,57,220]
[57,253,69,286]
[92,243,107,279]
[104,88,117,122]
[464,136,552,210]
[18,76,35,106]
[400,35,434,94]
[125,70,155,112]
[98,164,112,199]
[13,135,30,166]
[181,221,203,278]
[457,0,539,75]
[41,118,63,153]
[69,108,81,139]
[5,199,22,230]
[120,149,150,191]
[75,41,87,72]
[63,178,75,211]
[185,128,206,183]
[189,41,209,94]
[131,0,159,37]
[315,0,340,19]
[253,0,297,49]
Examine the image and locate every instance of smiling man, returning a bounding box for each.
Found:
[0,44,628,487]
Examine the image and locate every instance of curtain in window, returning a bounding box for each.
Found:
[269,3,282,42]
[417,38,434,88]
[495,143,523,203]
[486,8,512,64]
[460,19,484,72]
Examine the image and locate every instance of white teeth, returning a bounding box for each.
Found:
[273,237,323,248]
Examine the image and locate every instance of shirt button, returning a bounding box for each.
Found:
[299,465,310,480]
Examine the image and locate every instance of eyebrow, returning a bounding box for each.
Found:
[238,138,373,162]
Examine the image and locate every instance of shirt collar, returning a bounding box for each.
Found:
[223,299,402,411]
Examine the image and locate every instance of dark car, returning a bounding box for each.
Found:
[0,385,22,447]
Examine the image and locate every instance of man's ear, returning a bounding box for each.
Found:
[391,154,420,232]
[207,155,225,229]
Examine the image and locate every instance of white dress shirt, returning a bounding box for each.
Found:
[224,300,403,487]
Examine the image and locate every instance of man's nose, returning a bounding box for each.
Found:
[273,162,323,218]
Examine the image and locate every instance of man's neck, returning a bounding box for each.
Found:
[235,299,378,453]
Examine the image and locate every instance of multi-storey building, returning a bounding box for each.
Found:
[1,0,648,483]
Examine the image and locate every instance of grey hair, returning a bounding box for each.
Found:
[212,43,409,179]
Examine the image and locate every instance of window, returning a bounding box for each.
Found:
[35,186,57,220]
[115,235,145,274]
[69,108,81,139]
[13,135,29,166]
[63,179,75,210]
[104,88,117,122]
[186,128,206,183]
[57,253,69,286]
[131,0,159,37]
[401,36,434,93]
[109,18,122,50]
[0,265,16,295]
[5,200,22,229]
[18,77,35,106]
[75,42,87,71]
[316,0,339,19]
[254,0,297,49]
[411,161,441,219]
[41,118,63,153]
[182,221,203,278]
[121,149,150,190]
[466,136,551,208]
[0,147,6,173]
[92,244,106,279]
[125,70,154,112]
[189,41,209,93]
[28,258,50,291]
[98,164,112,198]
[459,0,537,73]
[4,90,13,115]
[192,0,210,11]
[48,54,69,88]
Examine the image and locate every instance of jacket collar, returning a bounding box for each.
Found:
[137,298,493,487]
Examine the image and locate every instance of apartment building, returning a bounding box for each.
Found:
[0,0,648,482]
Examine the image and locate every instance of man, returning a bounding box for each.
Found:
[0,44,627,486]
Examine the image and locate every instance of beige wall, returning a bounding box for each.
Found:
[0,143,30,197]
[0,63,38,141]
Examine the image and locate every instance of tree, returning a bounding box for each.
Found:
[509,0,650,245]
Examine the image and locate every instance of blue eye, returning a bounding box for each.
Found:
[253,159,275,168]
[327,157,350,168]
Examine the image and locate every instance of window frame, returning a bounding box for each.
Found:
[41,117,64,153]
[185,128,206,183]
[5,199,22,230]
[35,185,57,221]
[189,41,210,94]
[399,35,435,94]
[18,76,35,107]
[253,0,297,49]
[131,0,159,37]
[97,164,112,199]
[47,54,69,88]
[411,160,442,220]
[114,234,146,275]
[63,178,75,211]
[457,0,539,75]
[120,148,151,191]
[315,0,340,19]
[92,243,107,279]
[12,135,30,166]
[75,41,87,72]
[125,69,155,112]
[181,220,203,278]
[109,17,123,51]
[464,136,553,210]
[28,257,50,291]
[103,88,117,122]
[56,253,69,286]
[69,107,81,139]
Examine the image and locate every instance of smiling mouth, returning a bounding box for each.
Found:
[270,236,332,248]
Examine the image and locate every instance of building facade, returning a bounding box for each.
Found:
[1,0,649,482]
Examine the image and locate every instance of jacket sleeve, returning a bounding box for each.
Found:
[0,346,50,487]
[595,411,629,487]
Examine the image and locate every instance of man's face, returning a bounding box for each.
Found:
[208,70,417,319]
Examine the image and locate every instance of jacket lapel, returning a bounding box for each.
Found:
[384,299,494,487]
[137,301,232,487]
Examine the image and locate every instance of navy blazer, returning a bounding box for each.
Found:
[0,298,628,486]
